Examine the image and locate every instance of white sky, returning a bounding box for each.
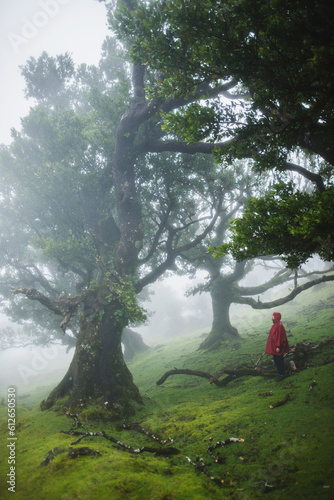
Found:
[0,0,109,144]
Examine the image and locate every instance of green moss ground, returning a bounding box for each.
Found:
[0,284,333,499]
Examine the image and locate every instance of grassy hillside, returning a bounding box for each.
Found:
[0,284,333,499]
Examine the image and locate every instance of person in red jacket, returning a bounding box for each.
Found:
[265,312,289,382]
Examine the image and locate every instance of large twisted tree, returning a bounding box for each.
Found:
[0,20,232,414]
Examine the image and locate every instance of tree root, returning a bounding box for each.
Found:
[121,421,173,446]
[56,415,245,488]
[60,412,180,456]
[269,393,292,409]
[68,447,101,459]
[39,446,100,466]
[207,437,245,463]
[186,436,245,486]
[39,447,67,467]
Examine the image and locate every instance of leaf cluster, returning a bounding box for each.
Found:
[213,183,334,268]
[111,278,147,326]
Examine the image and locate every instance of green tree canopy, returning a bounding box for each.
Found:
[116,0,334,265]
[214,183,334,268]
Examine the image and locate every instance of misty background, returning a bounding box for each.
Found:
[0,0,107,145]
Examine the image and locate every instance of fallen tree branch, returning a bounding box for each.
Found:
[156,369,217,386]
[288,337,334,369]
[39,447,67,467]
[156,367,265,387]
[156,337,334,388]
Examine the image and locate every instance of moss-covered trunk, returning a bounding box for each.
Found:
[42,291,142,416]
[200,276,240,349]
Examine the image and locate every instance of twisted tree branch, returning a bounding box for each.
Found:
[10,287,84,332]
[237,274,334,309]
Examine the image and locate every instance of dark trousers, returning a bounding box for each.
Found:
[273,355,285,377]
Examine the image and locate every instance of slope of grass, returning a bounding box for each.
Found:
[0,284,333,499]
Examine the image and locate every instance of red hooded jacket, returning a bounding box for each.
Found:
[265,312,289,356]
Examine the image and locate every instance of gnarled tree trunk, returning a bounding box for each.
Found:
[41,66,149,415]
[41,290,142,416]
